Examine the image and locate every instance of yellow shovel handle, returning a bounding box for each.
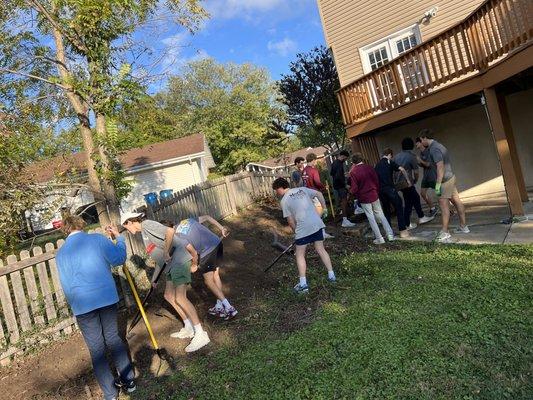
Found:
[123,265,159,351]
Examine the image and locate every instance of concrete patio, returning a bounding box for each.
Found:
[402,192,533,245]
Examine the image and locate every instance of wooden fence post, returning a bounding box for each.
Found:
[224,175,238,215]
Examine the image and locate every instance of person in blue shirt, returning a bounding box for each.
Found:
[55,215,135,400]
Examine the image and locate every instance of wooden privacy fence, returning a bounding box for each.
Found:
[0,171,285,365]
[337,0,533,126]
[145,171,285,223]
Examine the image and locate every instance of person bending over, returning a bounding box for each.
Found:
[272,177,336,294]
[161,215,237,323]
[121,212,210,353]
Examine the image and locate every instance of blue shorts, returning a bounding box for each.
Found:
[295,229,324,246]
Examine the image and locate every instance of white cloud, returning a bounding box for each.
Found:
[267,38,297,57]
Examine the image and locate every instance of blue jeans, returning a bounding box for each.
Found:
[76,304,134,400]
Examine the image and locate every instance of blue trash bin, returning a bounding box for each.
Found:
[144,192,158,207]
[159,189,173,200]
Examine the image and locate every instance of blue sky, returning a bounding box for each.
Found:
[143,0,326,91]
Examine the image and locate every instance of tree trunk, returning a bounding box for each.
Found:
[95,113,121,224]
[50,25,110,226]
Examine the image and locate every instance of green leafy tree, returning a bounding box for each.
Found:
[278,45,346,151]
[161,58,287,174]
[0,0,208,225]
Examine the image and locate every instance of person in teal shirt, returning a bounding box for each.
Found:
[56,215,135,400]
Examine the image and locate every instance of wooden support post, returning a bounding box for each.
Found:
[483,87,527,216]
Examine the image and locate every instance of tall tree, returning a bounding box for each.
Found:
[278,45,346,151]
[161,58,287,174]
[0,0,208,225]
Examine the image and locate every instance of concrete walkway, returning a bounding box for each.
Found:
[399,196,533,245]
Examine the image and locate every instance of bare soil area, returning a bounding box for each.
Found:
[0,201,397,400]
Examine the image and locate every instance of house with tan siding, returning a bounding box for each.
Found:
[26,133,215,231]
[317,0,532,215]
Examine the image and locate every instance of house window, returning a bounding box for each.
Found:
[368,46,389,71]
[360,25,422,74]
[359,25,428,103]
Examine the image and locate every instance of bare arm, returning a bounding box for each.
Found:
[186,243,199,272]
[308,189,327,209]
[436,161,444,184]
[198,215,229,237]
[163,227,175,261]
[287,215,296,232]
[399,167,412,186]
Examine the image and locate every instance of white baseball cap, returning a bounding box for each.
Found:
[120,211,143,225]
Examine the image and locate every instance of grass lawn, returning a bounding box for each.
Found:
[134,243,533,400]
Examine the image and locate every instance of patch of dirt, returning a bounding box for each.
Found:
[0,202,399,399]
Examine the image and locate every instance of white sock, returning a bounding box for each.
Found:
[328,270,335,279]
[216,299,223,309]
[299,276,307,286]
[221,298,232,309]
[193,323,204,334]
[183,319,192,329]
[343,217,348,222]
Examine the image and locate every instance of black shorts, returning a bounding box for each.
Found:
[199,243,223,274]
[295,229,324,246]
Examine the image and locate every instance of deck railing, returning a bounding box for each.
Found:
[337,0,533,127]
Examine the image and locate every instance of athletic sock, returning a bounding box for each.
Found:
[299,276,307,287]
[194,323,204,334]
[183,319,193,329]
[221,298,232,310]
[216,299,223,309]
[328,270,336,280]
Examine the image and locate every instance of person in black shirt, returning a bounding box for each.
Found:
[374,148,410,238]
[330,150,355,228]
[291,157,305,187]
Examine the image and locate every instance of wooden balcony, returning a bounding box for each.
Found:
[337,0,533,136]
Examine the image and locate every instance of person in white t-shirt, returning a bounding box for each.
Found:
[272,177,336,294]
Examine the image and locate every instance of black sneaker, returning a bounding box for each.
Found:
[114,378,136,393]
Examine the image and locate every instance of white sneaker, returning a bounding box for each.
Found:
[436,231,452,243]
[341,218,356,228]
[185,331,210,353]
[323,231,334,239]
[170,326,194,339]
[419,215,435,224]
[354,205,365,215]
[407,223,417,230]
[373,237,385,245]
[454,225,470,233]
[387,235,396,241]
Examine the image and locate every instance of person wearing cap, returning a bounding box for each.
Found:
[55,215,135,400]
[121,212,210,353]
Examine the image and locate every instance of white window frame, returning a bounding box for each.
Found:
[359,24,423,74]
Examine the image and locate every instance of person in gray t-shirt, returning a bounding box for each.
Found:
[415,137,437,215]
[121,212,210,353]
[419,129,468,242]
[272,177,335,295]
[394,138,434,227]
